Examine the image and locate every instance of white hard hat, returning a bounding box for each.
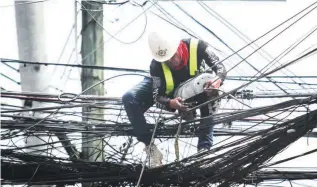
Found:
[148,31,180,62]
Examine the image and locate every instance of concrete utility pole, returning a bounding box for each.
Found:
[15,0,51,154]
[14,0,79,163]
[14,1,54,187]
[80,0,105,165]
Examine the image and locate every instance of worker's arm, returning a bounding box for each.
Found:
[150,62,177,112]
[152,76,174,111]
[199,40,227,83]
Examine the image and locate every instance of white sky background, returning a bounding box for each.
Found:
[1,0,317,186]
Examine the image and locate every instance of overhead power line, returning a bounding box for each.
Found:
[1,61,19,72]
[193,1,317,75]
[228,78,317,86]
[79,0,148,44]
[229,76,317,79]
[2,58,316,88]
[0,0,51,8]
[198,1,317,91]
[0,58,148,73]
[85,0,130,5]
[0,73,20,85]
[76,0,158,64]
[174,2,317,89]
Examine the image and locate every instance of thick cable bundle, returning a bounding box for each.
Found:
[2,108,317,186]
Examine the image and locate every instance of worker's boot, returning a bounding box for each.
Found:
[144,144,163,168]
[197,147,210,153]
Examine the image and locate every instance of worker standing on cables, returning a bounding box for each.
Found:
[122,31,227,168]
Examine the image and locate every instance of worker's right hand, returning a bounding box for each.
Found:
[169,97,187,111]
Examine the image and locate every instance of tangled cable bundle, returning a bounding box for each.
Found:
[2,104,316,186]
[1,95,316,139]
[1,80,316,187]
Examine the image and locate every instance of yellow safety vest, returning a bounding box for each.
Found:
[162,38,199,95]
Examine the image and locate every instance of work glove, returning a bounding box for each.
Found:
[169,97,187,111]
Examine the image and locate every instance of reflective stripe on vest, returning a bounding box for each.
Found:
[162,39,199,95]
[162,62,174,95]
[189,39,198,76]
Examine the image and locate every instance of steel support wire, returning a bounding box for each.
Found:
[151,2,223,55]
[244,171,317,184]
[151,3,201,42]
[0,60,19,72]
[247,25,317,81]
[264,148,317,168]
[79,0,148,45]
[198,1,317,92]
[0,73,20,85]
[198,1,317,75]
[79,0,158,63]
[227,78,317,87]
[174,2,317,97]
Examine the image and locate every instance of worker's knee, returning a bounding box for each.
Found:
[122,91,135,107]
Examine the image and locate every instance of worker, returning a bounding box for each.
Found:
[122,31,227,168]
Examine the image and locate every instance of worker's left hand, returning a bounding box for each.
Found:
[204,79,222,96]
[204,79,222,90]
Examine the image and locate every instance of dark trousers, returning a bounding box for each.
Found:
[122,77,214,149]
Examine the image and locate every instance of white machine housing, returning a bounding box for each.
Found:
[173,73,218,100]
